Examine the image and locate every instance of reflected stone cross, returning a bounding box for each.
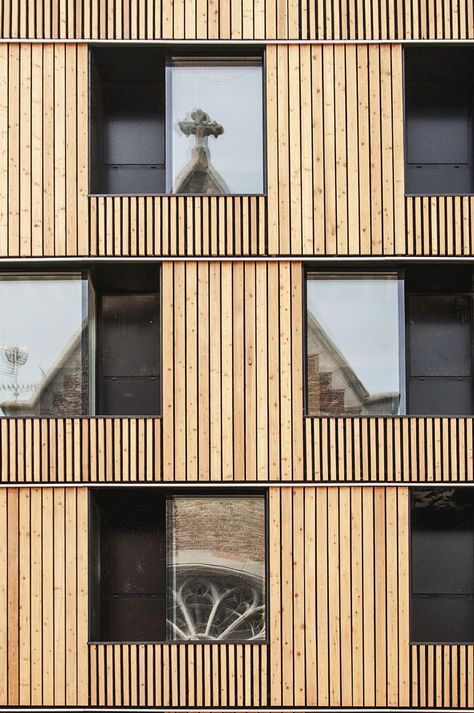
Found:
[174,108,229,194]
[178,108,224,147]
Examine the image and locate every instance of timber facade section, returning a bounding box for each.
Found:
[0,0,473,710]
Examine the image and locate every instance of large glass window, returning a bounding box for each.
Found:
[89,489,266,643]
[306,273,404,416]
[166,60,263,194]
[90,47,264,196]
[306,267,474,416]
[0,275,88,417]
[167,496,265,641]
[0,265,161,418]
[411,488,474,643]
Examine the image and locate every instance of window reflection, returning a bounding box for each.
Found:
[167,61,264,195]
[306,273,403,416]
[0,275,88,417]
[167,496,266,641]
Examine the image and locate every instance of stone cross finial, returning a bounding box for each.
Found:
[179,108,224,146]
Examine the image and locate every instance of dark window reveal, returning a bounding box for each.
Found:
[90,47,264,196]
[405,46,474,195]
[89,489,266,643]
[411,488,474,643]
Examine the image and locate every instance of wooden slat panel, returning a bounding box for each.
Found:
[88,195,267,257]
[88,643,268,706]
[406,196,474,256]
[305,416,474,483]
[1,0,473,38]
[0,486,87,706]
[12,43,474,258]
[411,644,474,707]
[269,485,410,706]
[267,44,406,256]
[0,43,88,258]
[0,418,162,483]
[2,416,474,483]
[162,261,304,482]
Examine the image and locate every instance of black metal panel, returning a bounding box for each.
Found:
[411,596,474,643]
[411,488,474,643]
[90,489,166,643]
[100,377,160,416]
[90,47,165,195]
[407,293,473,415]
[97,292,161,416]
[405,46,474,195]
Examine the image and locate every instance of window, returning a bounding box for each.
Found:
[89,489,266,643]
[405,46,474,195]
[305,266,474,416]
[0,264,160,417]
[90,47,264,196]
[411,488,474,643]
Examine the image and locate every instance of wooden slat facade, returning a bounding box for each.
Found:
[269,486,410,707]
[406,196,474,256]
[88,196,267,257]
[1,0,473,707]
[2,416,474,483]
[0,0,472,39]
[89,643,269,706]
[411,645,474,708]
[0,42,412,259]
[0,484,414,708]
[304,417,474,483]
[0,487,88,706]
[161,261,304,482]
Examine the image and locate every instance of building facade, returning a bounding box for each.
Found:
[0,0,474,710]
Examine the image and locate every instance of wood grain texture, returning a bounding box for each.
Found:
[0,487,88,706]
[269,485,410,707]
[161,261,304,482]
[0,43,88,257]
[0,0,473,38]
[266,43,406,256]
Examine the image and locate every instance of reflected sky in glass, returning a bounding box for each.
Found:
[167,63,263,194]
[307,274,402,400]
[0,276,85,412]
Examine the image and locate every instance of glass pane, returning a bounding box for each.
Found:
[167,61,263,195]
[306,273,403,416]
[167,496,266,641]
[0,275,88,417]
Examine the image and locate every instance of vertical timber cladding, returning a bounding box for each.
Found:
[0,0,473,38]
[0,43,88,257]
[269,486,410,707]
[406,196,474,256]
[161,261,304,482]
[266,43,406,256]
[0,487,88,706]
